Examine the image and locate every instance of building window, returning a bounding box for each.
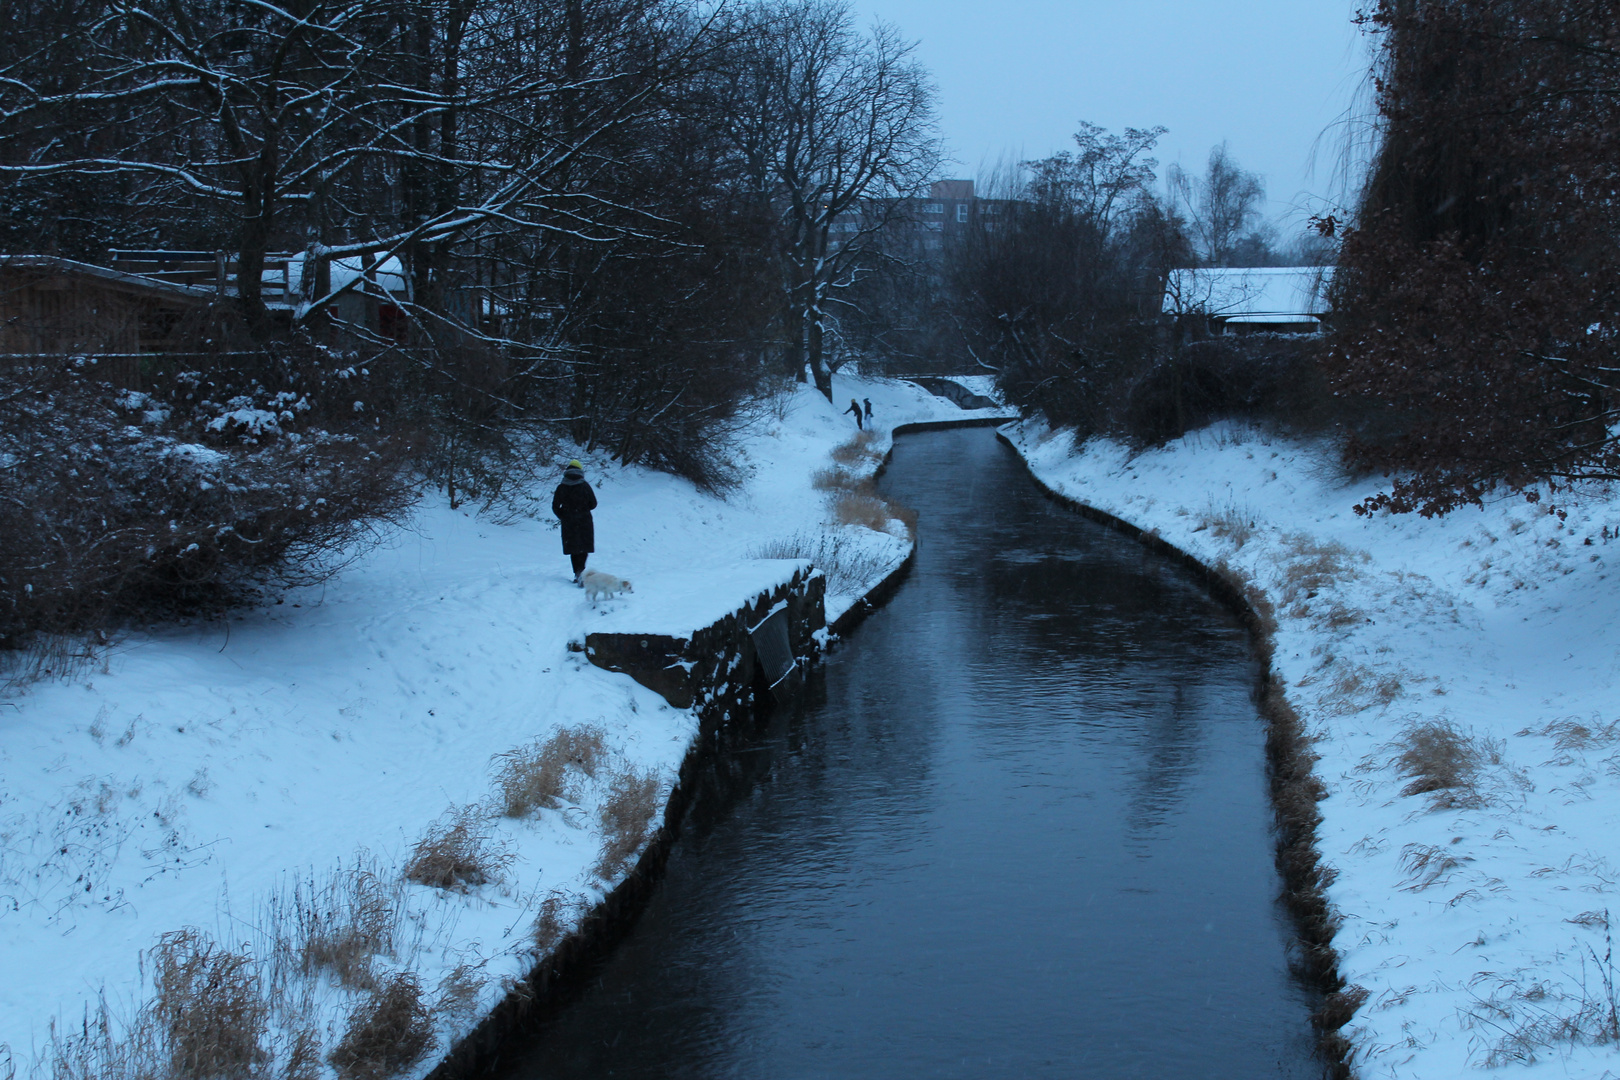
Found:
[956,204,969,223]
[922,202,944,214]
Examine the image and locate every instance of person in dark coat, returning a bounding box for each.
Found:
[845,397,864,429]
[552,459,597,582]
[863,397,873,422]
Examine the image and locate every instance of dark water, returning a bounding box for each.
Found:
[500,427,1319,1079]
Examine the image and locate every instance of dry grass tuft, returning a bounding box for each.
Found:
[1466,946,1620,1066]
[1197,502,1257,548]
[834,493,897,532]
[1521,717,1620,751]
[810,466,853,492]
[46,996,158,1080]
[152,928,270,1079]
[492,726,608,817]
[592,767,662,882]
[1210,557,1279,646]
[435,963,485,1021]
[280,1025,322,1080]
[828,430,881,466]
[295,866,398,990]
[752,530,893,596]
[1277,533,1370,606]
[328,972,434,1080]
[531,890,584,954]
[1313,984,1369,1032]
[403,806,514,892]
[1395,719,1498,807]
[1303,659,1404,715]
[1398,842,1469,891]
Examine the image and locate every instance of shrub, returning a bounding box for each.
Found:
[403,807,513,892]
[492,726,608,817]
[0,356,414,680]
[328,973,433,1080]
[1115,332,1341,446]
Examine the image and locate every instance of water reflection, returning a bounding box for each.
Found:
[496,427,1319,1080]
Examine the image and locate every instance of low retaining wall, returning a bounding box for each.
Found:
[994,429,1354,1079]
[585,566,825,710]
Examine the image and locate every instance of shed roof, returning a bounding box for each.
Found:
[0,255,217,303]
[1161,266,1334,322]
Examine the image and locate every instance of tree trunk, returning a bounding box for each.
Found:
[236,181,271,331]
[782,279,808,382]
[807,303,831,400]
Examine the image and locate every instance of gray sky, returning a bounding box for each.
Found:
[850,0,1372,234]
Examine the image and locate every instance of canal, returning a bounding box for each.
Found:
[496,425,1320,1079]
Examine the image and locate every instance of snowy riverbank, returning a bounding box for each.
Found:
[0,377,1009,1080]
[1004,417,1620,1079]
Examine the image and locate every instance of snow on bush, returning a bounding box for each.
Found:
[0,358,413,678]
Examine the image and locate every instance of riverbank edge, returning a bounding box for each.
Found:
[825,416,1010,638]
[423,414,1008,1080]
[995,428,1357,1079]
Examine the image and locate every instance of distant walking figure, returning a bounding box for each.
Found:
[863,397,873,423]
[552,459,597,583]
[846,398,864,430]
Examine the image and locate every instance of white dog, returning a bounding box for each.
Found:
[580,569,633,601]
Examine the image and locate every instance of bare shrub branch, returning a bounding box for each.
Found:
[752,530,892,597]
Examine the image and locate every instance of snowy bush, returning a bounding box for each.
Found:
[0,357,414,674]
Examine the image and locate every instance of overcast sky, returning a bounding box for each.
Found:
[848,0,1373,235]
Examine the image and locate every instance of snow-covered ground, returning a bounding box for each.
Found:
[939,373,1004,404]
[1005,418,1620,1079]
[0,377,1010,1079]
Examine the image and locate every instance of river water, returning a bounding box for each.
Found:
[498,426,1320,1079]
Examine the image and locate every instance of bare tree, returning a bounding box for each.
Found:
[707,0,939,400]
[947,122,1172,431]
[1168,143,1268,267]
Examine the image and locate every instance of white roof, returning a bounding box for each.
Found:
[1161,266,1333,321]
[279,252,408,297]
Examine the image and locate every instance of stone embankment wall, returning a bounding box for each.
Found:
[426,567,826,1080]
[584,565,825,711]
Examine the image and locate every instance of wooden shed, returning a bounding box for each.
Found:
[0,255,215,358]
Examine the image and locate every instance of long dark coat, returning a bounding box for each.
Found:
[552,478,597,554]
